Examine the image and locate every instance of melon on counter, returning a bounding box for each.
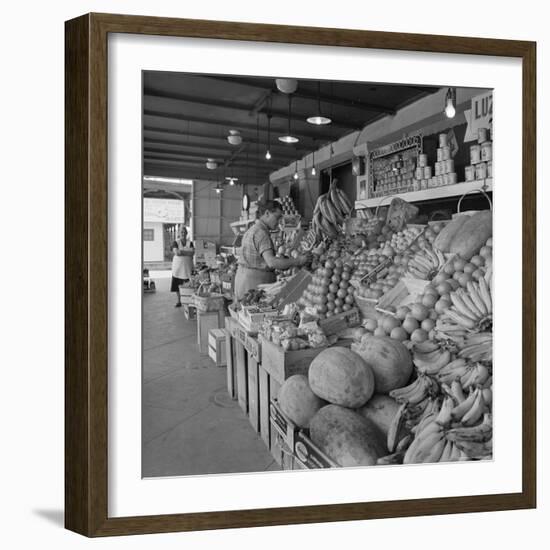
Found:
[308,347,375,408]
[449,210,492,261]
[433,215,468,252]
[309,404,386,467]
[278,374,326,428]
[357,394,400,436]
[352,336,413,394]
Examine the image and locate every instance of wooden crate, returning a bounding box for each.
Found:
[318,307,361,336]
[225,319,236,400]
[258,335,326,384]
[208,328,227,366]
[292,431,339,469]
[270,398,299,451]
[197,309,225,354]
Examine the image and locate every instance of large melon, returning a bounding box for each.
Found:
[310,404,386,467]
[449,210,492,260]
[433,215,468,252]
[357,394,400,436]
[308,347,375,408]
[278,374,326,428]
[352,336,413,393]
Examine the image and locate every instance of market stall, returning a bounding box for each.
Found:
[213,125,493,470]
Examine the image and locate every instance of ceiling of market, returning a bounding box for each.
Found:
[143,72,441,188]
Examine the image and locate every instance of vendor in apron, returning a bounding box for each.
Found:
[170,225,194,307]
[234,200,309,301]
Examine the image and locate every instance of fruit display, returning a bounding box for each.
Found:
[312,179,353,239]
[297,257,356,318]
[270,205,493,469]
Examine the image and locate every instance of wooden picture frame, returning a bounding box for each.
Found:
[65,12,536,537]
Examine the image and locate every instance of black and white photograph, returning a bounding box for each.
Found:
[141,72,494,477]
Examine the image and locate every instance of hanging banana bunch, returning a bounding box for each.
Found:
[311,178,353,240]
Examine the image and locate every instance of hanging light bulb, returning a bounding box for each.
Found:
[311,149,316,176]
[293,161,299,180]
[307,81,332,125]
[229,178,235,186]
[444,87,456,119]
[279,94,299,144]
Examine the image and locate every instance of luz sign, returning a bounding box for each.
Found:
[463,92,493,142]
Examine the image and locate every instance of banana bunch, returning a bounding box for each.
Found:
[441,279,493,333]
[406,244,446,280]
[446,413,493,459]
[458,332,493,362]
[403,393,493,464]
[312,180,352,239]
[412,341,453,375]
[389,373,440,406]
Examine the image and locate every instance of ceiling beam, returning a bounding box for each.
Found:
[143,139,302,160]
[198,76,397,115]
[143,127,311,152]
[143,161,271,185]
[144,109,341,142]
[144,88,359,130]
[144,155,280,172]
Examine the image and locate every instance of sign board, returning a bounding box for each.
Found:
[143,198,184,223]
[464,91,493,142]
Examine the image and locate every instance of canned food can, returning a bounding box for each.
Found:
[487,161,493,177]
[418,153,428,167]
[481,141,492,161]
[442,174,449,185]
[423,166,432,179]
[437,175,444,186]
[470,144,481,164]
[478,127,488,143]
[412,179,420,191]
[420,179,428,190]
[444,159,455,173]
[434,162,441,176]
[441,146,451,160]
[437,148,443,162]
[475,162,488,180]
[439,133,448,147]
[448,172,458,184]
[465,165,475,181]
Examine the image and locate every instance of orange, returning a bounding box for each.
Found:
[402,316,420,334]
[410,328,429,343]
[411,303,429,321]
[390,327,409,342]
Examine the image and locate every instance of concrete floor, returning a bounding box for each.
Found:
[142,273,280,477]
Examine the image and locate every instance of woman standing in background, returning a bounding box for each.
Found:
[171,225,194,307]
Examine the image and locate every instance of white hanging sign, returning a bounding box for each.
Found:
[463,91,493,142]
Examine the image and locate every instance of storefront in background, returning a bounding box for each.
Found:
[143,198,185,263]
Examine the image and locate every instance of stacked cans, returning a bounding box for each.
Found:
[411,133,459,190]
[371,149,417,198]
[465,127,492,181]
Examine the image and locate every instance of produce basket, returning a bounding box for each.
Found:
[193,293,225,312]
[238,306,278,333]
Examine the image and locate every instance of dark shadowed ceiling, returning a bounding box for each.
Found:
[143,72,440,186]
